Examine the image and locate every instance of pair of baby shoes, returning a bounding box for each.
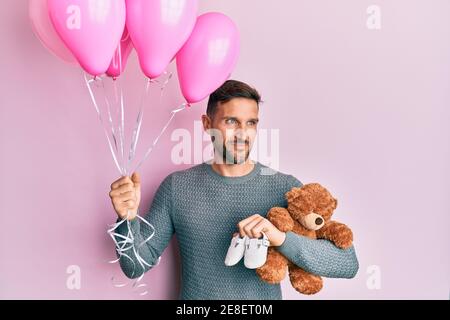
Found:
[224,233,270,269]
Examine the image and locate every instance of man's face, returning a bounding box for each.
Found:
[203,98,259,164]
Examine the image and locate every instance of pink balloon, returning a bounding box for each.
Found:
[106,27,134,78]
[48,0,126,76]
[176,12,240,104]
[28,0,77,64]
[126,0,198,79]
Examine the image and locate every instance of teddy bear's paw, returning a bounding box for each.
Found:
[256,265,286,284]
[289,268,323,295]
[333,225,353,249]
[267,207,294,232]
[295,281,323,295]
[256,249,288,284]
[291,274,323,295]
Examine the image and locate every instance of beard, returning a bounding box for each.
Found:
[214,137,251,165]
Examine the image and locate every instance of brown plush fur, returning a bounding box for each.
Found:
[256,183,353,295]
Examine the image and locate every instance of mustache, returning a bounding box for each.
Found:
[228,137,249,145]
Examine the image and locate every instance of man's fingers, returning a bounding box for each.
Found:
[109,184,134,197]
[237,214,261,237]
[237,214,260,230]
[131,172,141,187]
[251,219,268,239]
[110,176,139,220]
[111,177,127,190]
[116,200,136,211]
[243,217,264,238]
[123,199,136,208]
[112,194,135,209]
[111,176,132,190]
[114,191,135,202]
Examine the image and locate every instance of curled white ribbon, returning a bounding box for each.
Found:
[107,210,161,295]
[84,65,187,296]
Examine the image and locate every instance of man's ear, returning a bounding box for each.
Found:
[202,114,211,131]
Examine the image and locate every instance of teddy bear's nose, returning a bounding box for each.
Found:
[315,217,323,225]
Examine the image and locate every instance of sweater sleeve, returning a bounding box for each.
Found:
[278,231,359,278]
[280,174,359,278]
[112,174,175,279]
[286,174,303,189]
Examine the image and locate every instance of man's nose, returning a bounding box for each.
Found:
[234,128,248,140]
[234,124,254,140]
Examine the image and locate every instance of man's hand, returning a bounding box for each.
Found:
[236,214,286,247]
[109,172,141,221]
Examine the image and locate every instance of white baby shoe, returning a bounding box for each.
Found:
[224,234,248,266]
[244,232,270,269]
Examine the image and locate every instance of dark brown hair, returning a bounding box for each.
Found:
[206,80,261,118]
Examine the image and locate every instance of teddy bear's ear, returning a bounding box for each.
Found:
[285,187,303,203]
[332,197,338,210]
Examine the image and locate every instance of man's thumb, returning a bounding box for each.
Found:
[131,172,141,187]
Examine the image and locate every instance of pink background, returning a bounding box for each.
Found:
[1,0,449,299]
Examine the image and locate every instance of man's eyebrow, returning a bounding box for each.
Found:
[220,116,259,123]
[221,116,238,120]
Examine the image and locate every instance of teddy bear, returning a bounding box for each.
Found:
[256,183,353,295]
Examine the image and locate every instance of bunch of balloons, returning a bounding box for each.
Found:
[29,0,240,294]
[29,0,240,105]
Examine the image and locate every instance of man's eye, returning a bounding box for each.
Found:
[247,121,256,126]
[225,119,236,124]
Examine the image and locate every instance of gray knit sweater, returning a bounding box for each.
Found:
[114,162,359,300]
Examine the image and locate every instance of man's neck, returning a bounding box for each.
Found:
[210,158,256,177]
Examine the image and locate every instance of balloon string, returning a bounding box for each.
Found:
[158,72,173,100]
[112,78,123,171]
[115,44,126,174]
[119,80,126,174]
[125,71,173,175]
[100,77,125,174]
[111,76,126,175]
[84,73,122,174]
[131,103,188,174]
[125,79,151,176]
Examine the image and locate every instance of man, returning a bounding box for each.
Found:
[109,80,359,299]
